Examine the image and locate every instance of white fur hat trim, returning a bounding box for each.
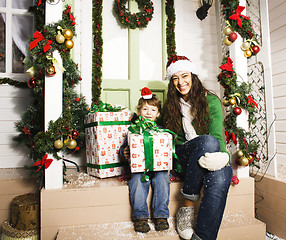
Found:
[166,59,197,81]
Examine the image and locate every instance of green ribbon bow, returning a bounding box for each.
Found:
[89,101,124,114]
[128,116,181,182]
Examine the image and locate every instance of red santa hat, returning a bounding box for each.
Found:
[166,55,197,81]
[141,87,153,99]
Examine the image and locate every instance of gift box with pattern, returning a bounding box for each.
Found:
[84,110,131,178]
[128,132,173,173]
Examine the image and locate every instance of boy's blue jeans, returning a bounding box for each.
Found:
[129,171,170,220]
[176,135,233,240]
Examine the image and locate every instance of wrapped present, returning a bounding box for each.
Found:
[84,103,131,178]
[128,117,174,181]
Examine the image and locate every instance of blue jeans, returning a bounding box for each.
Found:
[129,171,170,220]
[176,135,233,240]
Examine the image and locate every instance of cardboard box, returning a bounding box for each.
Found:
[84,111,131,178]
[129,132,173,173]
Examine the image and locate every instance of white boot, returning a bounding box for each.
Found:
[176,206,195,239]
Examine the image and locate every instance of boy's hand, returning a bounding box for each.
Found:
[124,146,130,160]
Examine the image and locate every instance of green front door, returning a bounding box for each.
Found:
[101,0,168,113]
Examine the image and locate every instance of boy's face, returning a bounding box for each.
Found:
[138,103,160,121]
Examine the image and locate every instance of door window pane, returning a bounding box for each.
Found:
[12,14,33,73]
[12,0,33,9]
[0,14,6,73]
[0,1,6,7]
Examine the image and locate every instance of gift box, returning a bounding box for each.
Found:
[129,132,173,173]
[84,110,131,178]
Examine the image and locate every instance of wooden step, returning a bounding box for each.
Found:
[56,213,265,240]
[41,171,265,240]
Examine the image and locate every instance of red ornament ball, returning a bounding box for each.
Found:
[27,78,37,88]
[252,45,260,54]
[228,32,237,42]
[75,97,80,102]
[71,130,79,139]
[233,107,242,115]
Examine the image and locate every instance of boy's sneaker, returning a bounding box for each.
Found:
[176,206,195,239]
[134,219,150,233]
[154,218,169,231]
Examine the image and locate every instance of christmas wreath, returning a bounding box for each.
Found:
[113,0,154,29]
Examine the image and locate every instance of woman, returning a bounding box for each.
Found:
[162,55,233,240]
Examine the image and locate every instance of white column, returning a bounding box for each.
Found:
[229,0,249,178]
[44,1,63,189]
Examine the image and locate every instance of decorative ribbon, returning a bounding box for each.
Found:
[219,57,233,72]
[33,154,53,173]
[228,6,250,28]
[246,37,261,49]
[46,56,66,72]
[38,0,41,6]
[128,116,160,134]
[85,120,131,128]
[66,6,75,25]
[225,131,237,145]
[229,93,241,104]
[87,162,129,169]
[246,95,258,109]
[22,126,31,135]
[89,101,124,114]
[30,31,52,53]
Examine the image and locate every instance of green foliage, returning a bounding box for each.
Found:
[165,0,177,57]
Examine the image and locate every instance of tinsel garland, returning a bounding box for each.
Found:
[92,0,103,104]
[218,0,261,167]
[113,0,154,29]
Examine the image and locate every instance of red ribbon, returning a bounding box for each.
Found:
[33,154,53,173]
[225,131,237,145]
[66,6,75,25]
[219,57,233,72]
[246,95,258,109]
[30,31,52,53]
[38,0,41,6]
[229,6,250,28]
[22,126,31,135]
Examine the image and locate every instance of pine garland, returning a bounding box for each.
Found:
[218,0,261,168]
[0,78,28,88]
[11,3,88,184]
[165,0,176,58]
[92,0,103,104]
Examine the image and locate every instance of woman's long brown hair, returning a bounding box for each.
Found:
[162,73,212,135]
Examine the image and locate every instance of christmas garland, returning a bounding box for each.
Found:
[12,2,88,186]
[165,0,176,57]
[92,0,103,104]
[0,78,28,88]
[113,0,154,29]
[218,1,261,174]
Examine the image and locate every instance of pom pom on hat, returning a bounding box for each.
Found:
[166,55,197,81]
[141,87,153,99]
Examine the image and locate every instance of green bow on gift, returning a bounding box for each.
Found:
[89,101,124,114]
[128,116,181,182]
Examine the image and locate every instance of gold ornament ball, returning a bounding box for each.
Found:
[63,29,73,39]
[236,149,244,158]
[222,99,230,106]
[241,41,251,51]
[54,139,63,149]
[223,27,233,36]
[244,50,252,58]
[26,68,35,78]
[67,139,77,149]
[238,156,249,166]
[229,97,236,105]
[65,39,74,49]
[223,37,233,46]
[56,33,65,44]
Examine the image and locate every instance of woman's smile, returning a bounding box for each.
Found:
[172,71,192,100]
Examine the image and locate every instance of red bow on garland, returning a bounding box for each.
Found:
[225,131,237,145]
[37,0,41,6]
[219,57,233,72]
[30,31,52,53]
[229,6,250,28]
[66,6,75,25]
[33,154,53,173]
[22,126,31,135]
[246,95,259,109]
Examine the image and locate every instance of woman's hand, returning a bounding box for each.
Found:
[198,152,229,171]
[124,146,130,160]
